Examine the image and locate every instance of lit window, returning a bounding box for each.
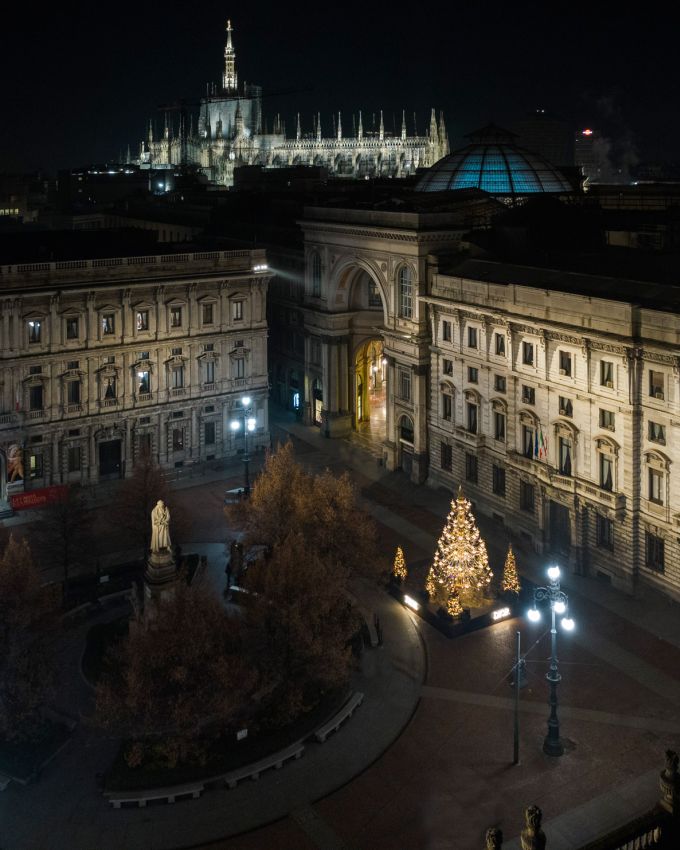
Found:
[649,421,665,444]
[170,306,182,328]
[29,453,44,479]
[398,267,413,319]
[66,317,79,339]
[138,370,150,394]
[102,314,115,335]
[559,351,572,377]
[28,320,42,344]
[649,371,664,399]
[136,310,149,331]
[232,301,244,322]
[495,333,505,356]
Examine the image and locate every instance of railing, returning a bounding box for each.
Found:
[27,409,44,419]
[101,398,118,408]
[170,387,186,397]
[65,403,82,413]
[138,392,153,402]
[577,807,667,850]
[0,413,17,425]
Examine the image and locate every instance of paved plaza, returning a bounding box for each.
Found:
[2,409,680,849]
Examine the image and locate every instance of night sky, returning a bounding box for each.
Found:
[1,2,677,173]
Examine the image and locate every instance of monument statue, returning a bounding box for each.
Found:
[151,500,171,553]
[520,805,546,850]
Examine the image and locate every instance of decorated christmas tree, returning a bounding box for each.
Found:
[392,546,408,582]
[501,544,521,594]
[426,486,493,609]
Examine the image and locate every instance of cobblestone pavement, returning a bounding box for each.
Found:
[3,408,680,849]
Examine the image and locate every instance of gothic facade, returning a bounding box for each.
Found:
[136,21,449,187]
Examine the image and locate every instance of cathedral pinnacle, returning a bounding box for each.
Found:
[401,110,407,141]
[358,110,363,141]
[317,112,321,142]
[222,19,238,92]
[296,113,301,141]
[337,111,342,141]
[379,110,384,142]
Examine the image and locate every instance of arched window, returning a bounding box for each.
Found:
[311,253,322,297]
[596,438,619,492]
[398,266,413,319]
[399,415,414,444]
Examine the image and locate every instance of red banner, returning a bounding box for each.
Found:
[10,485,68,511]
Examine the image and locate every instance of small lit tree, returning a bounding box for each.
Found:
[426,486,493,609]
[501,544,521,595]
[392,547,407,582]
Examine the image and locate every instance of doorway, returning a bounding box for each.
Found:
[549,501,571,558]
[99,439,122,479]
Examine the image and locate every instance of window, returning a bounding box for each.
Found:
[559,397,573,417]
[495,333,505,356]
[29,365,41,375]
[492,464,506,497]
[398,266,413,319]
[645,532,665,573]
[494,375,506,393]
[442,394,452,421]
[137,370,150,394]
[170,306,182,328]
[67,381,80,404]
[559,437,572,476]
[649,469,663,504]
[467,326,478,349]
[522,385,535,405]
[66,317,79,339]
[29,453,43,479]
[399,368,411,401]
[559,350,572,377]
[136,310,149,331]
[600,409,615,431]
[596,515,614,549]
[441,443,452,471]
[102,314,115,335]
[466,401,478,434]
[649,370,664,399]
[367,280,382,307]
[465,452,478,483]
[600,453,614,491]
[171,347,182,356]
[520,481,535,512]
[172,366,184,388]
[522,424,535,458]
[442,320,452,342]
[234,358,245,379]
[29,384,43,410]
[28,320,42,344]
[311,253,322,297]
[172,428,184,451]
[468,366,478,384]
[139,433,152,456]
[67,446,81,473]
[202,303,214,325]
[104,378,116,399]
[139,351,150,360]
[442,358,453,376]
[400,418,414,443]
[601,360,614,387]
[522,341,534,366]
[67,360,79,370]
[205,421,216,445]
[232,300,244,322]
[494,410,506,441]
[104,355,115,364]
[205,361,215,384]
[649,421,666,444]
[204,343,215,352]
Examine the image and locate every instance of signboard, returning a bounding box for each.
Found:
[10,485,68,511]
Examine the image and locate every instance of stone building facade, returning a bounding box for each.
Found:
[0,248,270,514]
[136,21,449,187]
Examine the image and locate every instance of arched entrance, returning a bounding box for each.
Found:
[354,340,387,446]
[397,413,415,474]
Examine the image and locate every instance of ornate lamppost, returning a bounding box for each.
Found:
[230,395,256,496]
[527,565,575,757]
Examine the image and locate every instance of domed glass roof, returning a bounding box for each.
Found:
[416,124,573,196]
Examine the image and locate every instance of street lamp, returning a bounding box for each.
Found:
[230,396,256,496]
[527,564,575,757]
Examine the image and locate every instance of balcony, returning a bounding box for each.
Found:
[137,392,153,403]
[0,413,18,426]
[202,383,216,392]
[575,479,626,515]
[170,387,187,397]
[65,403,82,414]
[101,398,118,408]
[27,409,45,420]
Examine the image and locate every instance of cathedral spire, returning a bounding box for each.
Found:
[401,110,407,140]
[439,110,448,151]
[429,108,439,142]
[296,112,301,141]
[222,19,238,92]
[163,114,169,141]
[358,110,363,141]
[337,111,342,141]
[148,118,154,144]
[379,110,384,142]
[317,112,321,142]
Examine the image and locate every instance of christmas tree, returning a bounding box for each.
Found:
[501,544,521,594]
[426,486,493,608]
[392,546,407,582]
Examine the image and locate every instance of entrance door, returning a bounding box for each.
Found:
[99,439,122,479]
[549,501,571,558]
[401,444,413,476]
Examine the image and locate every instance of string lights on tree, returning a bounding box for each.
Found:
[392,546,408,582]
[501,544,521,595]
[426,486,493,611]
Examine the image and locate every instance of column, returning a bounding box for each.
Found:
[411,363,429,484]
[384,355,397,470]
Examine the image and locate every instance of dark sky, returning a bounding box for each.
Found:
[1,2,677,173]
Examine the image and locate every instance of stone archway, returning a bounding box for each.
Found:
[353,339,387,446]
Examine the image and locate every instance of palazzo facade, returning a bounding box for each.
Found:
[0,248,270,514]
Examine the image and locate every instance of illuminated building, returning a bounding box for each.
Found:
[135,20,449,187]
[0,246,270,515]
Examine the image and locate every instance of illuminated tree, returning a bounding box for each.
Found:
[426,486,493,608]
[392,546,407,582]
[501,544,521,595]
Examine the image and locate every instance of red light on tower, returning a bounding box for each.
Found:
[582,128,593,136]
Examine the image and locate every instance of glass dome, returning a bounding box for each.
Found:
[416,124,573,196]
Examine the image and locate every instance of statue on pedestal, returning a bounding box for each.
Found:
[151,500,171,553]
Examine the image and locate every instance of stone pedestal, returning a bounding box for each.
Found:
[144,548,177,606]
